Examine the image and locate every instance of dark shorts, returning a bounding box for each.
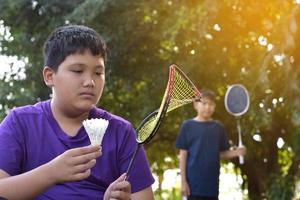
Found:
[188,195,218,200]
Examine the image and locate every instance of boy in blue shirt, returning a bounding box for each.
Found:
[176,90,246,200]
[0,25,154,200]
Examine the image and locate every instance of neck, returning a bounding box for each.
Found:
[51,100,89,120]
[194,116,212,122]
[50,100,90,136]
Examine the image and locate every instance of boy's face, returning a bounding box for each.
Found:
[194,97,216,120]
[44,50,105,115]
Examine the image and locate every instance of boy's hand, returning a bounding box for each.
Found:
[236,146,247,156]
[46,145,101,183]
[181,180,190,197]
[104,173,131,200]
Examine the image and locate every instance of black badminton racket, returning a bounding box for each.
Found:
[125,64,201,180]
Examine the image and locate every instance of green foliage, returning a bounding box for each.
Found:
[154,188,181,200]
[278,149,293,175]
[1,1,300,199]
[266,174,295,200]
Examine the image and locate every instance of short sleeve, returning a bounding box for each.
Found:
[219,124,230,151]
[0,110,25,175]
[176,121,189,150]
[118,124,154,193]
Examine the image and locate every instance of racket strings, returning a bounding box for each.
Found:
[137,114,159,142]
[137,90,168,142]
[167,69,198,112]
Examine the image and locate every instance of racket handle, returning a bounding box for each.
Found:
[237,120,244,165]
[238,142,244,164]
[238,143,244,164]
[239,155,244,164]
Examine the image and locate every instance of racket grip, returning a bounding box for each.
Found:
[239,155,244,164]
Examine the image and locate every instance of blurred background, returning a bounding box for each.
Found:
[0,0,300,199]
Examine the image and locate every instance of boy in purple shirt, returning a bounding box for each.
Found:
[0,25,154,200]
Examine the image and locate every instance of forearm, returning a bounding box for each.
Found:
[179,150,188,182]
[220,148,241,160]
[220,146,246,160]
[131,187,154,200]
[220,150,236,160]
[180,161,187,182]
[0,164,56,200]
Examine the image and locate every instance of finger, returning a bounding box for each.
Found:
[112,181,131,193]
[71,151,101,165]
[111,173,127,185]
[110,190,130,199]
[72,169,91,181]
[181,188,186,196]
[72,159,97,173]
[68,145,101,157]
[106,173,129,195]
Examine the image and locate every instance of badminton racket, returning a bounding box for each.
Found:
[224,84,250,164]
[125,64,201,180]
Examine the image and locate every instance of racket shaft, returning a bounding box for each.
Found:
[125,144,142,181]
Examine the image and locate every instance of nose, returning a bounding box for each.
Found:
[83,76,95,87]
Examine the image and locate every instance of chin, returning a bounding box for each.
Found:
[77,102,96,111]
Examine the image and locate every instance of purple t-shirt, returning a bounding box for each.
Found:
[0,100,154,199]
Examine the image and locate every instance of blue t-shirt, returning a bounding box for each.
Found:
[176,119,230,197]
[0,100,154,199]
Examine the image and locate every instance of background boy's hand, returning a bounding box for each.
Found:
[181,180,190,197]
[236,146,247,156]
[104,173,131,200]
[46,145,101,183]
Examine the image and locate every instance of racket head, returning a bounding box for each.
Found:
[136,110,160,144]
[135,64,202,144]
[224,84,250,116]
[135,66,175,144]
[167,64,201,112]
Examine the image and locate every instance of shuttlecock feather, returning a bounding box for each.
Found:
[82,118,109,145]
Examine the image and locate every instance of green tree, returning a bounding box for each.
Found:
[1,0,300,199]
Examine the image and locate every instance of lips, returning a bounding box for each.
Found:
[80,92,95,97]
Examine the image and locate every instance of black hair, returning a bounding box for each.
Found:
[43,25,107,71]
[200,89,216,102]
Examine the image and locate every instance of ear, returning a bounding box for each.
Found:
[43,66,55,87]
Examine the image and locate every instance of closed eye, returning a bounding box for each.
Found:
[71,70,83,73]
[95,71,104,76]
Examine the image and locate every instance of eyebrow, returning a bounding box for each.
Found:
[68,63,105,70]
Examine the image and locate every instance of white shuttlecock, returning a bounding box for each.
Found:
[82,118,109,145]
